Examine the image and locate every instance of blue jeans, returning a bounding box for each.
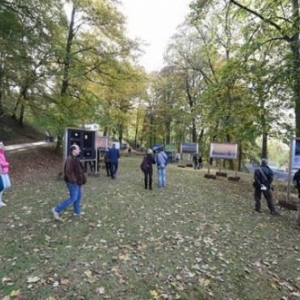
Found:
[55,183,82,214]
[157,167,166,187]
[110,162,118,178]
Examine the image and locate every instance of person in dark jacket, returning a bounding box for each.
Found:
[142,149,156,190]
[253,158,278,215]
[52,144,86,220]
[293,169,300,225]
[192,153,198,169]
[103,149,111,177]
[108,143,120,179]
[293,169,300,199]
[198,156,203,169]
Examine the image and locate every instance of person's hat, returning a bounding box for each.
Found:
[147,148,153,154]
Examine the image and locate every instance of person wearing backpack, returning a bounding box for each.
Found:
[156,147,168,188]
[140,149,156,190]
[253,158,278,216]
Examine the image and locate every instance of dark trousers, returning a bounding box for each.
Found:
[297,188,300,225]
[105,162,111,176]
[254,188,276,213]
[110,162,118,178]
[144,170,153,189]
[84,161,95,173]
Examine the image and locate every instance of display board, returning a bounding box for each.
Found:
[96,136,109,150]
[209,142,238,159]
[291,138,300,168]
[180,142,198,154]
[64,128,96,160]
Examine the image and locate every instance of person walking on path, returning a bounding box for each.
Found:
[108,143,120,179]
[253,158,279,216]
[52,144,86,220]
[141,149,156,190]
[156,148,168,188]
[0,142,11,207]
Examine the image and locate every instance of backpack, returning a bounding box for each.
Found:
[140,156,149,172]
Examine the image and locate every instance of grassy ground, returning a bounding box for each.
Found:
[1,150,300,300]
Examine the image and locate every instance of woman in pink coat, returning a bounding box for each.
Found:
[0,142,11,207]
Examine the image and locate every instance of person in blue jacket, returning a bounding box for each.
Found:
[108,143,120,179]
[156,147,168,187]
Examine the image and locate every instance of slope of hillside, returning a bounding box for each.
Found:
[0,115,45,145]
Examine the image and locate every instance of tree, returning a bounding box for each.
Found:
[229,0,300,136]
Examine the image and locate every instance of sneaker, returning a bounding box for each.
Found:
[254,208,261,213]
[74,212,85,216]
[52,207,60,220]
[0,201,6,207]
[271,211,280,216]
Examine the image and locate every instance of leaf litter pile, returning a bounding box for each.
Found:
[1,149,300,299]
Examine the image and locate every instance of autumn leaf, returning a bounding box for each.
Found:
[150,289,160,299]
[10,290,20,297]
[26,276,40,283]
[84,270,93,279]
[95,287,105,295]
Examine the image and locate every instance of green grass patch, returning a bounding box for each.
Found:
[1,156,300,299]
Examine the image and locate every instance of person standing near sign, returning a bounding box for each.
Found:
[108,143,120,179]
[253,158,278,215]
[192,153,198,169]
[156,148,168,187]
[103,148,111,177]
[293,169,300,225]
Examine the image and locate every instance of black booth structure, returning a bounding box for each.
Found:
[63,128,98,174]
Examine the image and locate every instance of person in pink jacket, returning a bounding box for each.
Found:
[0,142,11,207]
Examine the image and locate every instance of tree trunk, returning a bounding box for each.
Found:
[18,103,25,126]
[12,98,20,120]
[118,124,123,144]
[60,5,76,97]
[226,134,234,170]
[165,118,171,144]
[261,132,268,159]
[290,39,300,137]
[55,134,63,154]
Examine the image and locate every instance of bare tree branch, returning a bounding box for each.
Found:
[229,0,292,42]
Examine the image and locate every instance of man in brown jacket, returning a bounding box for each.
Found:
[52,144,86,220]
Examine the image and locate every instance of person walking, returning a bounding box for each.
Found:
[103,148,111,177]
[156,148,168,188]
[293,169,300,225]
[253,158,278,215]
[141,149,156,190]
[52,144,86,220]
[175,152,180,164]
[0,142,11,207]
[128,147,132,157]
[108,143,120,179]
[198,156,203,169]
